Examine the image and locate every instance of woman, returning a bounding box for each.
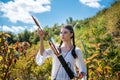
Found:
[36,24,87,80]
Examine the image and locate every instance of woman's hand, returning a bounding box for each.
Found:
[37,28,44,38]
[79,72,86,79]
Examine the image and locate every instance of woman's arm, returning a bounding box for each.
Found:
[38,28,44,56]
[75,48,87,79]
[36,48,52,66]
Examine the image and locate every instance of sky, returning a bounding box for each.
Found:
[0,0,115,34]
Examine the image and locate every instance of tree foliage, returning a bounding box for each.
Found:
[0,1,120,80]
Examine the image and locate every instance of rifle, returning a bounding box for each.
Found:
[31,16,42,29]
[48,40,75,79]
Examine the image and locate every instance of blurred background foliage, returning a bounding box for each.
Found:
[0,1,120,80]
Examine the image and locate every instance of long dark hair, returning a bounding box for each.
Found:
[58,24,77,58]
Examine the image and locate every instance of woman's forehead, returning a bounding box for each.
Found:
[61,27,69,31]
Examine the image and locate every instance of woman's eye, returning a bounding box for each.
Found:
[60,31,68,34]
[64,31,68,34]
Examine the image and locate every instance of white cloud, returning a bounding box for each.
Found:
[0,25,38,34]
[29,25,38,32]
[1,25,25,33]
[79,0,104,8]
[0,0,51,23]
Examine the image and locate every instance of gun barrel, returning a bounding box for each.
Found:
[31,16,42,30]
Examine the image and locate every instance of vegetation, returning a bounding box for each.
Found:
[0,1,120,80]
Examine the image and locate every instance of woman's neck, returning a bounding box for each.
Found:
[62,41,73,48]
[60,41,73,53]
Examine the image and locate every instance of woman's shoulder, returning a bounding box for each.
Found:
[75,47,82,53]
[75,47,81,50]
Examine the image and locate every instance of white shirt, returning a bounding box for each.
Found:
[36,47,87,80]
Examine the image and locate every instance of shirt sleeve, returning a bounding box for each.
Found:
[35,48,53,66]
[75,48,87,74]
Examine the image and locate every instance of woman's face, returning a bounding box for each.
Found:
[60,27,73,41]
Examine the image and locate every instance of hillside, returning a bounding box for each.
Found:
[0,1,120,80]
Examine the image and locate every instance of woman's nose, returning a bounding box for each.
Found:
[62,33,65,36]
[60,33,64,37]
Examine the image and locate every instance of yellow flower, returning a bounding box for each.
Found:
[48,76,51,80]
[4,33,11,37]
[92,59,99,63]
[105,66,111,70]
[0,56,3,61]
[97,67,102,72]
[0,38,1,42]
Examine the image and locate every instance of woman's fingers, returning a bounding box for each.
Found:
[79,73,83,78]
[37,28,44,38]
[79,72,86,79]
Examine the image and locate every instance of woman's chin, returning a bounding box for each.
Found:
[61,39,65,41]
